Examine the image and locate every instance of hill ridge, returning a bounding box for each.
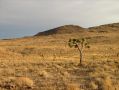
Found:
[35,25,86,36]
[35,22,119,36]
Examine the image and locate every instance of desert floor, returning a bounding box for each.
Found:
[0,29,119,90]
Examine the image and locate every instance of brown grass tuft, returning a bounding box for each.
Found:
[66,83,80,90]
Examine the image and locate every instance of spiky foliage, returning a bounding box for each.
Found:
[68,38,90,65]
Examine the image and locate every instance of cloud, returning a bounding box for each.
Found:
[1,0,119,26]
[0,0,119,38]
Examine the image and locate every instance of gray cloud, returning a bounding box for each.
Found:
[0,0,119,38]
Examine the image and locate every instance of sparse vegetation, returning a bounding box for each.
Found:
[0,24,119,90]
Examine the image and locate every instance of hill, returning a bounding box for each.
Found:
[35,25,86,36]
[35,23,119,36]
[88,23,119,32]
[0,23,119,90]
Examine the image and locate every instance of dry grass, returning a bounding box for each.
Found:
[0,27,119,90]
[0,76,34,90]
[66,83,80,90]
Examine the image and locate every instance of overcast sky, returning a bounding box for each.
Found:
[0,0,119,39]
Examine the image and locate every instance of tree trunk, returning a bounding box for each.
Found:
[79,50,83,65]
[77,46,83,65]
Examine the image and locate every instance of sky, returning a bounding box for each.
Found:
[0,0,119,39]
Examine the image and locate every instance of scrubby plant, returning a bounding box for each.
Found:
[0,76,34,89]
[68,38,90,65]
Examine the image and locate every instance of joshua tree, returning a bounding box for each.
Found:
[68,38,90,65]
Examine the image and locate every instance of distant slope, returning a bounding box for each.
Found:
[88,23,119,32]
[35,23,119,36]
[35,25,86,36]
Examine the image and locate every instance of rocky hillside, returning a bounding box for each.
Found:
[35,25,86,36]
[35,23,119,36]
[88,23,119,32]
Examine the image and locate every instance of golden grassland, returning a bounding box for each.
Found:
[0,29,119,90]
